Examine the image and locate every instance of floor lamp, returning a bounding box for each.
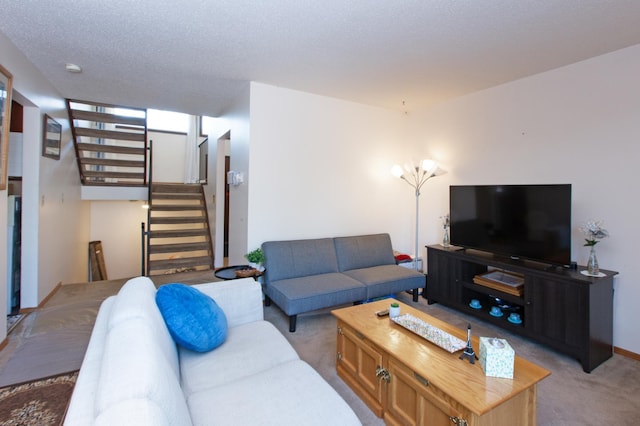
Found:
[391,160,447,271]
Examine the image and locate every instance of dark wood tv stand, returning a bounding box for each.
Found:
[426,245,618,373]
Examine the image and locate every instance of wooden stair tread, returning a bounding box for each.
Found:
[151,205,204,211]
[74,127,146,142]
[148,256,213,270]
[149,242,211,254]
[149,229,209,238]
[82,181,146,187]
[152,184,202,193]
[150,193,202,200]
[77,143,145,155]
[81,158,146,168]
[70,109,146,127]
[149,217,207,225]
[84,170,146,179]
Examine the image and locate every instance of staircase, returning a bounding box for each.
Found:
[66,99,148,186]
[68,99,214,275]
[146,183,214,275]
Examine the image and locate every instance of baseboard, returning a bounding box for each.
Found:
[614,346,640,361]
[19,281,62,314]
[0,337,7,351]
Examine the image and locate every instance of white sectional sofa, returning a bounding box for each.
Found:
[64,276,360,425]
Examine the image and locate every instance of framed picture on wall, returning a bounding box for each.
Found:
[42,114,62,160]
[0,64,13,190]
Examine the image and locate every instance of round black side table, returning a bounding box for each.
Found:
[214,265,263,280]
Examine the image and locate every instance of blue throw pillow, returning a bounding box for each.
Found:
[156,283,228,352]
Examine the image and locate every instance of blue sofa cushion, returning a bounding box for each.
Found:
[262,238,340,281]
[334,234,396,271]
[265,273,367,315]
[156,283,227,352]
[343,264,425,299]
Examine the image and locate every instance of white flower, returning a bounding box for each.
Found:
[440,214,450,228]
[579,220,609,246]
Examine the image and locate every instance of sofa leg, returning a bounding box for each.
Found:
[264,295,272,306]
[289,315,297,333]
[412,288,419,302]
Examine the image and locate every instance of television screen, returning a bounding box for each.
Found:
[449,184,571,266]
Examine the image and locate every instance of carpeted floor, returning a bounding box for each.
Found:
[0,272,638,425]
[0,370,78,425]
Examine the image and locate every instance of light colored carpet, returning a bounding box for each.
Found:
[1,274,638,425]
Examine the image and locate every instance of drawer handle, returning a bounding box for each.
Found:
[375,366,391,383]
[449,416,468,426]
[413,372,429,387]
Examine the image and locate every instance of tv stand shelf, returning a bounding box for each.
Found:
[426,245,618,373]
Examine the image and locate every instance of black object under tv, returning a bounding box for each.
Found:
[449,184,571,267]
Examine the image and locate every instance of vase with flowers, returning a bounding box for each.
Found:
[579,220,609,275]
[440,214,450,248]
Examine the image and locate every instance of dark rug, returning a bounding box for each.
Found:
[0,370,78,425]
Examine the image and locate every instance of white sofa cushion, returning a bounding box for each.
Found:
[191,279,263,328]
[95,318,192,425]
[187,360,361,426]
[108,276,180,379]
[180,320,299,397]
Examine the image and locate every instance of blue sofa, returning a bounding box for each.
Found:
[262,233,425,332]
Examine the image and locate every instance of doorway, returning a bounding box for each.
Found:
[7,101,23,322]
[224,155,230,258]
[213,132,231,267]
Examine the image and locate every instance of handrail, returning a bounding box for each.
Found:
[141,222,146,276]
[145,139,153,275]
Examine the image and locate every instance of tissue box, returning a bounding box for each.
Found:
[479,337,514,379]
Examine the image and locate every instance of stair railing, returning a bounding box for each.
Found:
[141,139,154,276]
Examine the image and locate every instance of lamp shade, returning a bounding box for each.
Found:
[391,164,404,178]
[421,159,436,173]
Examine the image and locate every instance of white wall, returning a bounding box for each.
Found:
[0,31,90,345]
[247,82,428,258]
[408,44,640,354]
[245,47,639,355]
[204,85,251,267]
[89,201,148,280]
[150,130,186,183]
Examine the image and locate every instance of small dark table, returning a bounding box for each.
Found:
[214,265,263,281]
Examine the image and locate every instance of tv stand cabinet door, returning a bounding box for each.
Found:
[526,276,587,359]
[426,248,462,305]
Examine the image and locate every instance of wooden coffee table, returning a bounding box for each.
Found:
[332,300,550,426]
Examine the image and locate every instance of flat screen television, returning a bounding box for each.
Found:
[449,184,572,267]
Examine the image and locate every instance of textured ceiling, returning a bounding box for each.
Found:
[1,0,640,116]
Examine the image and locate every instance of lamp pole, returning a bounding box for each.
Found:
[391,160,446,271]
[414,186,420,271]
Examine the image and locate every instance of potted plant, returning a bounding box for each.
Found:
[389,302,400,318]
[245,248,265,271]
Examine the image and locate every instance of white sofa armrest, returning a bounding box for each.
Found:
[191,278,263,328]
[65,296,116,426]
